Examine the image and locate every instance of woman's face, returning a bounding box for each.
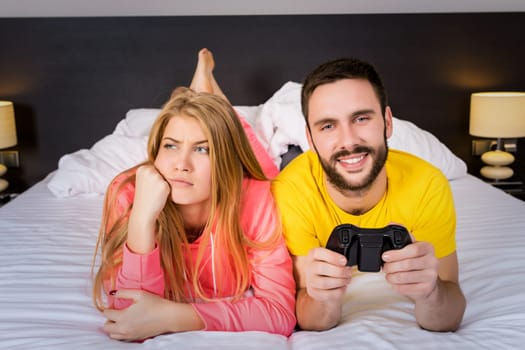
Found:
[154,115,212,211]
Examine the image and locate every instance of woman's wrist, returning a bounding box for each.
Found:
[165,302,206,333]
[127,211,157,254]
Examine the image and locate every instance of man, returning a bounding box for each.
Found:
[272,58,466,332]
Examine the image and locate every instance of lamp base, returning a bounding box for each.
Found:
[0,164,8,192]
[480,150,515,180]
[480,166,514,180]
[0,178,8,193]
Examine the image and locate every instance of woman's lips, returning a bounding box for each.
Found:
[168,178,193,187]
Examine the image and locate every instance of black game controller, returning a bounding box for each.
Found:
[325,224,412,272]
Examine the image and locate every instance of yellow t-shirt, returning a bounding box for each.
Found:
[272,149,456,259]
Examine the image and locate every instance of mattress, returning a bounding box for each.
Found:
[1,81,524,349]
[1,173,524,349]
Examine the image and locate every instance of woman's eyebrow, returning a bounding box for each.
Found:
[162,137,208,145]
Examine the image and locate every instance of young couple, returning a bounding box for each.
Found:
[92,49,465,341]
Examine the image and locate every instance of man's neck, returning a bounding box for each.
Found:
[325,169,387,216]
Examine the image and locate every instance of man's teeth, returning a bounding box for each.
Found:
[340,155,365,164]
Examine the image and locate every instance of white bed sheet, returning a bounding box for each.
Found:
[1,174,524,349]
[289,175,525,349]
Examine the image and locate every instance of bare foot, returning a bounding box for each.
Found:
[189,48,215,94]
[187,48,230,102]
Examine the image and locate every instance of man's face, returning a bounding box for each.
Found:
[306,79,393,193]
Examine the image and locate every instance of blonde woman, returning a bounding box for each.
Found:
[92,49,295,341]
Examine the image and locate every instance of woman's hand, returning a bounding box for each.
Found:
[103,289,204,341]
[127,165,170,254]
[133,165,171,222]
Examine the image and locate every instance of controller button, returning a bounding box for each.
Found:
[394,231,402,244]
[342,229,350,244]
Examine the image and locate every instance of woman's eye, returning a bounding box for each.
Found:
[195,146,209,154]
[163,143,177,150]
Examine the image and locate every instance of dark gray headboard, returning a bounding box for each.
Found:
[1,13,524,189]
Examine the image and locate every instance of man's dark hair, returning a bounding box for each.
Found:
[301,58,388,123]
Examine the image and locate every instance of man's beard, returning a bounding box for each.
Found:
[318,141,388,193]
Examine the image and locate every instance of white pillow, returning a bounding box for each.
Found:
[387,118,467,180]
[113,108,160,137]
[47,106,266,197]
[47,108,161,197]
[46,81,466,197]
[47,134,147,197]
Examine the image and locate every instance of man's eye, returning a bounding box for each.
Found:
[320,124,334,131]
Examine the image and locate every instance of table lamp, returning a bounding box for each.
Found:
[469,92,525,181]
[0,101,17,192]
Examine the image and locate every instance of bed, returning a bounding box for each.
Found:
[1,81,524,350]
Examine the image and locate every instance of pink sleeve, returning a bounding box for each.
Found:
[191,180,296,336]
[111,244,165,310]
[103,172,165,309]
[237,113,279,179]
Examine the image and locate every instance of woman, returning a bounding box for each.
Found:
[92,49,296,341]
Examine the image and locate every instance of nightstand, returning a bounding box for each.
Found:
[0,167,27,207]
[0,192,18,207]
[487,179,525,201]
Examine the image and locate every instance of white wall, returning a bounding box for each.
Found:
[2,0,525,17]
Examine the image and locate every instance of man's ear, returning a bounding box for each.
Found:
[384,106,394,139]
[306,124,315,152]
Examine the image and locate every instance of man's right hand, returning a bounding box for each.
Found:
[302,247,352,301]
[293,247,352,330]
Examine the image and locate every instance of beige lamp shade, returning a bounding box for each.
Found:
[469,92,525,138]
[0,101,17,149]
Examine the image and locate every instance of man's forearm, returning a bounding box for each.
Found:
[415,279,466,332]
[296,288,342,331]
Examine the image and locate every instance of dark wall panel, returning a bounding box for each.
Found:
[0,13,524,188]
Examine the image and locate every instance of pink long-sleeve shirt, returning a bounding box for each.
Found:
[106,114,296,336]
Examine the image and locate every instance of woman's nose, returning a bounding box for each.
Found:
[174,151,191,172]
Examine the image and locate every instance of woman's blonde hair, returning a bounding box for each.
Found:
[92,87,276,311]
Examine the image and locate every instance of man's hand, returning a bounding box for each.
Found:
[303,247,352,302]
[294,247,352,330]
[381,241,439,300]
[382,241,465,331]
